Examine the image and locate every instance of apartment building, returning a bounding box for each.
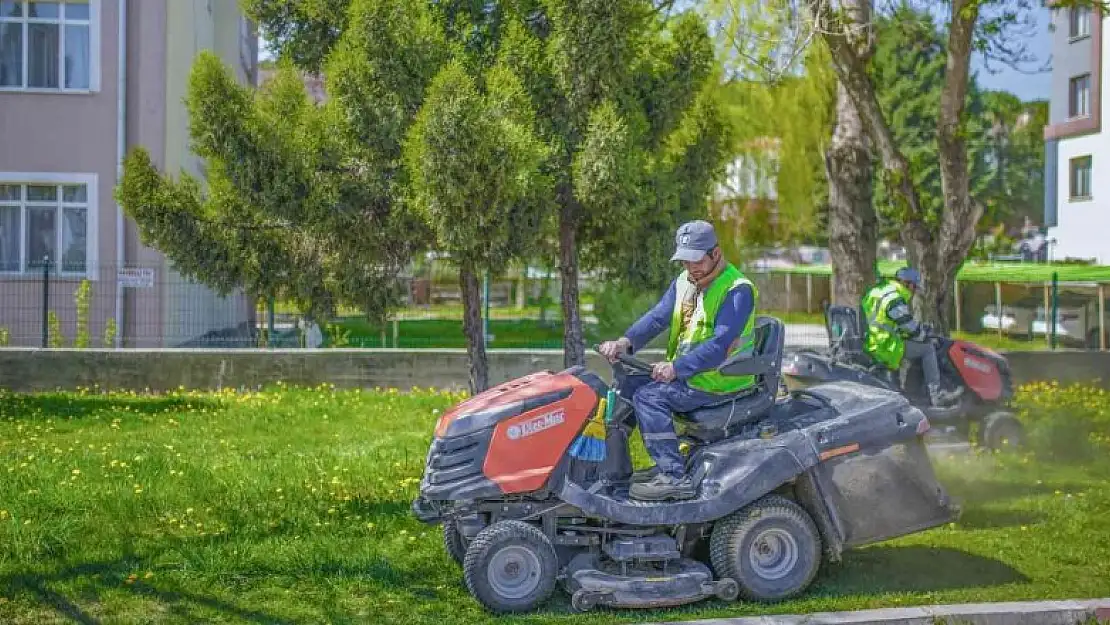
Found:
[1044,5,1105,263]
[0,0,258,347]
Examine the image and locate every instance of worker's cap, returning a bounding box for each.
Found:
[895,267,921,288]
[670,220,718,262]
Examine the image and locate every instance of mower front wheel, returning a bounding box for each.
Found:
[978,411,1024,452]
[710,495,822,602]
[463,520,558,614]
[443,516,469,566]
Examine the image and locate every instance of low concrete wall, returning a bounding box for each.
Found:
[0,347,1107,394]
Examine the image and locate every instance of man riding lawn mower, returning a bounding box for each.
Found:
[410,222,960,614]
[780,270,1024,451]
[599,220,762,502]
[862,268,963,415]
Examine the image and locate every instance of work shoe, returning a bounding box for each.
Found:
[928,384,964,408]
[629,473,697,501]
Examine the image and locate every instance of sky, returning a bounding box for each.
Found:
[968,4,1054,102]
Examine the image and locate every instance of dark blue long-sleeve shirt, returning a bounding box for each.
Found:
[623,279,755,381]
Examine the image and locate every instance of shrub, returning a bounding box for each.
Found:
[587,281,667,349]
[1013,381,1110,462]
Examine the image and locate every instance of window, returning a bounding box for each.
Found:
[1070,156,1092,201]
[1070,6,1091,39]
[1069,74,1091,118]
[0,174,95,275]
[0,0,97,91]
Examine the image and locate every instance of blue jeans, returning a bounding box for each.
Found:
[618,373,729,478]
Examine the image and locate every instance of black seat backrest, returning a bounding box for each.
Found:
[825,305,864,357]
[716,315,785,396]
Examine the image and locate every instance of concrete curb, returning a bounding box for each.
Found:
[641,599,1110,625]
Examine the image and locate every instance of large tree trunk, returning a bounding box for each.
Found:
[807,0,970,332]
[826,87,877,308]
[460,266,489,394]
[559,185,586,368]
[824,0,877,309]
[926,0,983,334]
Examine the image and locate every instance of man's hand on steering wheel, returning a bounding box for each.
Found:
[598,337,631,363]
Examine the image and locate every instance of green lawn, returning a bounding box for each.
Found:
[0,386,1108,624]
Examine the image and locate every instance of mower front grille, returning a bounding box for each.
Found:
[420,426,500,500]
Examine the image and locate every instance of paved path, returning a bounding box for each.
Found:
[640,598,1110,625]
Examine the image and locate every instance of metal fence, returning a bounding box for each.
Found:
[23,259,1093,352]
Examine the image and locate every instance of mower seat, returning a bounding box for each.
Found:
[828,305,900,389]
[675,316,786,445]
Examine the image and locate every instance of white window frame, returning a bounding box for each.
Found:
[0,172,98,279]
[1069,156,1092,201]
[0,0,101,93]
[1069,73,1091,119]
[1069,6,1091,40]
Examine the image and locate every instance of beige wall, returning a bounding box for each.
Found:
[154,0,254,347]
[0,0,257,347]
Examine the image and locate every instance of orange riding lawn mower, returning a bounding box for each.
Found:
[780,305,1025,452]
[411,315,960,614]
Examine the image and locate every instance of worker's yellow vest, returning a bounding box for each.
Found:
[862,279,913,370]
[665,263,759,394]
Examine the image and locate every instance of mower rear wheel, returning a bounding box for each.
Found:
[463,520,558,614]
[710,495,821,602]
[979,411,1024,452]
[443,517,469,566]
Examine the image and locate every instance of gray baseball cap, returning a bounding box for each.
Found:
[670,220,718,262]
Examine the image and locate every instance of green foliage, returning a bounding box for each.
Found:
[1015,381,1110,463]
[47,312,62,348]
[116,50,426,324]
[241,0,352,72]
[473,1,730,293]
[102,318,117,348]
[404,59,551,272]
[323,322,351,347]
[587,281,666,347]
[74,280,91,349]
[699,0,837,251]
[0,327,9,347]
[868,3,1047,239]
[870,4,992,238]
[977,92,1047,231]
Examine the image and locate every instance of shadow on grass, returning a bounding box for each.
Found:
[814,545,1028,595]
[0,393,225,422]
[0,535,455,624]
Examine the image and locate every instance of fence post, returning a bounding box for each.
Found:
[483,272,490,348]
[1050,272,1058,350]
[267,297,275,348]
[41,257,49,348]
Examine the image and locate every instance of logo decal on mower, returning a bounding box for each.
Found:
[507,409,566,440]
[962,356,992,374]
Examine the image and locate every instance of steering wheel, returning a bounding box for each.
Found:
[592,344,654,376]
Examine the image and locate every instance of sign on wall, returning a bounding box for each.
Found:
[117,267,155,289]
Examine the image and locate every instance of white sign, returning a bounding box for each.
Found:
[118,267,155,288]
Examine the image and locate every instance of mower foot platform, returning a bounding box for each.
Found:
[563,553,738,611]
